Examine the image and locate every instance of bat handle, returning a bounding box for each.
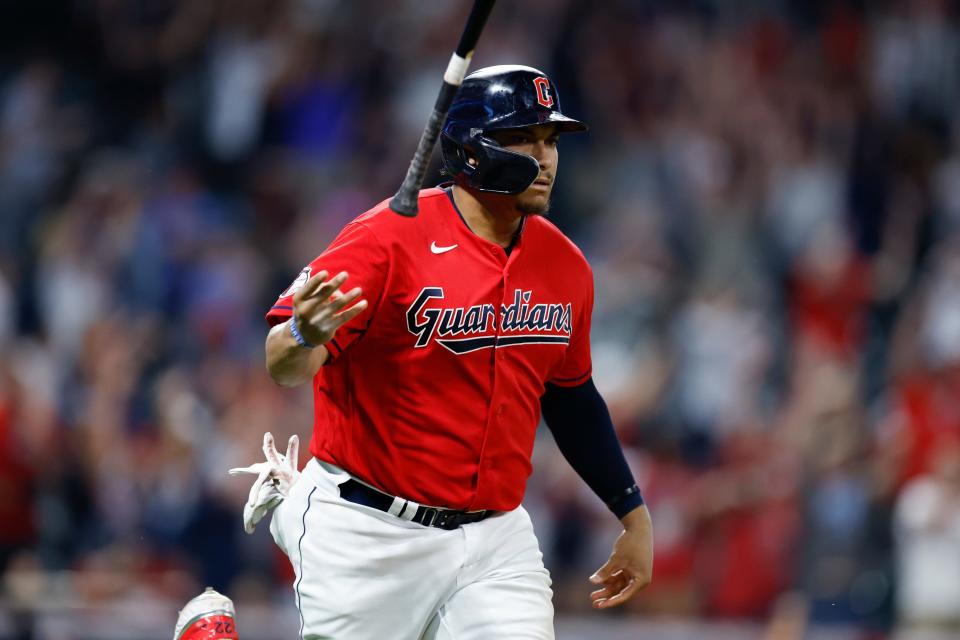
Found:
[390,0,496,217]
[390,83,458,217]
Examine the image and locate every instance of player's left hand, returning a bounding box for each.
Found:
[589,505,653,609]
[228,432,301,534]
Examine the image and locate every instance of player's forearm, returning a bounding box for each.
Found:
[540,379,645,518]
[265,320,329,387]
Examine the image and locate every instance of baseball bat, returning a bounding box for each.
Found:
[389,0,496,217]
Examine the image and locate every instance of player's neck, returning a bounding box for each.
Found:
[451,185,523,248]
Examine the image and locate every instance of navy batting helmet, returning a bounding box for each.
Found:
[440,65,587,195]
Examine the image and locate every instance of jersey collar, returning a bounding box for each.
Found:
[442,186,526,255]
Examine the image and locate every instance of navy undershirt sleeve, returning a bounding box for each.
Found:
[540,377,644,519]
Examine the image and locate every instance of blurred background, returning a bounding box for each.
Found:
[2,0,960,638]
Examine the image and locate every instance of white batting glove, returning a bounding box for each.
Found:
[228,432,301,534]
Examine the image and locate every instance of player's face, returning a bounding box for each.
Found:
[488,124,560,215]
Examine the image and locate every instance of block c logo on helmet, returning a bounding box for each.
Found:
[533,77,554,108]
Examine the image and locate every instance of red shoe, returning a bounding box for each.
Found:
[173,587,239,640]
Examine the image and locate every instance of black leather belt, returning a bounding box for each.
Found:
[338,478,493,530]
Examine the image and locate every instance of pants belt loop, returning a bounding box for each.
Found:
[397,498,420,521]
[386,496,406,518]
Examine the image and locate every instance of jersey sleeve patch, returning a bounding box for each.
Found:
[281,267,312,298]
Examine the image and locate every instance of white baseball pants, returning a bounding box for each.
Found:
[270,458,554,640]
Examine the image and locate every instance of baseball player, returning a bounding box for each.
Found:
[233,65,653,639]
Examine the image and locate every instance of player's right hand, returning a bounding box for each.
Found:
[292,270,368,347]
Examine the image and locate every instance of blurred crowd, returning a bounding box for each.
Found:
[3,0,960,638]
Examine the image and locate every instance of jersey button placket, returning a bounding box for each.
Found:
[497,267,509,361]
[474,261,506,508]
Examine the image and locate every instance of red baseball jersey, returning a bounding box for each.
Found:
[267,187,593,511]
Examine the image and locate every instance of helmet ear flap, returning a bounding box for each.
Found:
[440,129,540,195]
[440,132,476,180]
[473,143,540,194]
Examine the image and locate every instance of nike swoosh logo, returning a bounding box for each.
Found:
[430,241,458,254]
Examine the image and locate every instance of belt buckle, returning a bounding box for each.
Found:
[420,507,439,527]
[422,508,462,529]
